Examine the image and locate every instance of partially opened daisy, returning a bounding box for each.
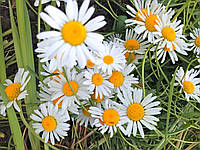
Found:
[109,63,139,97]
[94,42,126,75]
[76,101,95,128]
[37,0,106,68]
[30,103,70,145]
[125,0,174,42]
[48,68,91,109]
[89,100,126,137]
[124,52,144,64]
[175,67,200,103]
[83,68,114,99]
[34,0,67,7]
[118,88,161,138]
[41,62,64,83]
[91,91,113,107]
[153,14,191,63]
[190,28,200,55]
[117,29,149,54]
[4,68,30,112]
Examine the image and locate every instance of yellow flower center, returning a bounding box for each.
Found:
[195,36,200,47]
[63,81,79,96]
[109,71,124,87]
[145,15,159,32]
[162,27,176,41]
[102,109,119,126]
[42,116,57,132]
[92,74,103,86]
[82,106,91,117]
[86,60,94,68]
[124,39,140,51]
[5,83,21,101]
[103,55,114,65]
[61,21,87,46]
[53,96,63,108]
[136,9,149,22]
[91,92,104,103]
[183,81,195,94]
[125,52,135,62]
[50,69,64,80]
[127,104,144,121]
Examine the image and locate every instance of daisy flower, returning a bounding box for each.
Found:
[39,83,79,114]
[117,29,149,54]
[40,62,64,83]
[94,42,126,75]
[36,0,106,68]
[109,63,139,97]
[83,68,114,99]
[153,14,191,64]
[175,67,200,103]
[190,28,200,55]
[30,103,70,145]
[4,68,30,112]
[89,100,126,137]
[34,0,67,7]
[125,0,174,42]
[76,101,95,128]
[0,97,6,116]
[118,88,161,138]
[48,68,91,109]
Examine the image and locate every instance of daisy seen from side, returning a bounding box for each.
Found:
[190,28,200,55]
[118,88,162,138]
[36,0,106,68]
[4,68,31,112]
[175,67,200,103]
[30,103,70,145]
[76,101,95,128]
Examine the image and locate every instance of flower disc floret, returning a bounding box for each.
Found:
[102,109,119,126]
[86,60,94,68]
[42,116,57,132]
[195,36,200,47]
[103,55,114,65]
[53,96,63,108]
[109,71,124,87]
[124,39,140,51]
[92,74,103,86]
[127,104,144,121]
[162,27,176,41]
[61,21,87,46]
[63,81,79,96]
[5,83,21,101]
[183,81,195,94]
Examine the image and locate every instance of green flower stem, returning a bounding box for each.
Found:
[118,129,140,150]
[142,44,153,98]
